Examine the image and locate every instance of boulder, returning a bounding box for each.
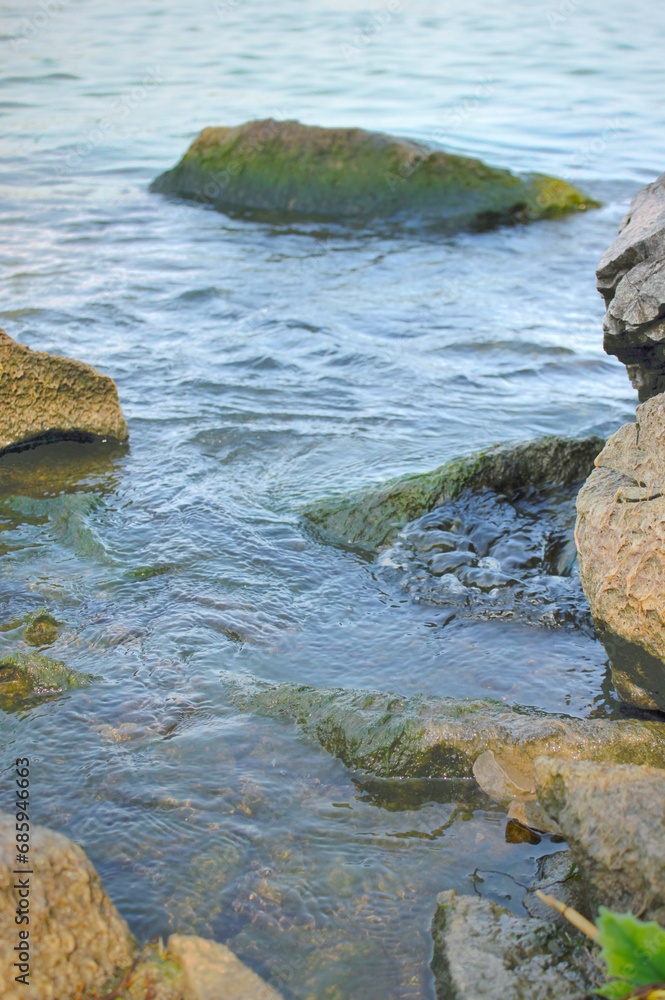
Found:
[534,757,665,924]
[0,812,135,1000]
[227,676,665,779]
[575,395,665,709]
[597,172,665,400]
[0,327,128,454]
[430,889,597,1000]
[304,434,603,553]
[150,119,596,231]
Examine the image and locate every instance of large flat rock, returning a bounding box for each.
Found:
[0,327,128,454]
[150,119,596,232]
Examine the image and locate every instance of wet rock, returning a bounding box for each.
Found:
[0,811,135,1000]
[523,850,593,925]
[150,119,596,232]
[304,434,603,553]
[534,757,665,924]
[576,396,665,709]
[430,889,597,1000]
[0,327,128,454]
[378,479,591,628]
[597,172,665,400]
[472,749,560,834]
[167,934,284,1000]
[0,650,95,712]
[23,612,60,647]
[227,676,665,779]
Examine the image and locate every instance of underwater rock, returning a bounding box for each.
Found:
[576,396,665,709]
[227,676,665,780]
[0,650,95,712]
[535,757,665,925]
[150,119,596,231]
[597,172,665,400]
[0,811,135,1000]
[430,889,597,1000]
[0,327,128,454]
[304,435,603,553]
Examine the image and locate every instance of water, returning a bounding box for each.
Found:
[0,0,663,995]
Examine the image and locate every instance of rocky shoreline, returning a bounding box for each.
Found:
[2,142,665,998]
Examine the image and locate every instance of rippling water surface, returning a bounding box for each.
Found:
[1,1,664,995]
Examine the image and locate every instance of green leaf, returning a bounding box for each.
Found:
[595,980,638,999]
[597,908,665,986]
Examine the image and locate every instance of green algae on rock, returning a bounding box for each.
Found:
[226,677,665,780]
[0,651,95,711]
[150,120,597,231]
[304,434,604,553]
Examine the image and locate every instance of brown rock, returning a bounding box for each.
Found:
[0,812,135,1000]
[167,934,284,1000]
[575,394,665,709]
[534,757,665,923]
[0,327,128,454]
[596,173,665,400]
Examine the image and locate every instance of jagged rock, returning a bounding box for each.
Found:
[575,396,665,709]
[304,434,603,553]
[534,757,665,924]
[523,850,593,925]
[430,890,597,1000]
[597,173,665,399]
[227,676,665,779]
[150,119,596,232]
[0,811,135,1000]
[0,327,128,454]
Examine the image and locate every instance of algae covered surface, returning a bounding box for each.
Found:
[150,120,597,231]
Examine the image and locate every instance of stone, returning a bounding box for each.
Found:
[472,749,561,834]
[575,396,665,709]
[523,850,593,925]
[534,757,665,925]
[150,119,596,232]
[596,172,665,399]
[0,650,95,712]
[227,676,665,779]
[167,934,284,1000]
[430,889,598,1000]
[304,434,603,553]
[0,812,135,1000]
[0,327,128,454]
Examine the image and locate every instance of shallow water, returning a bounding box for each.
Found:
[0,0,663,996]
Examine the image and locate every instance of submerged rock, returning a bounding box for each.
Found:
[430,889,597,1000]
[576,396,665,709]
[535,757,665,924]
[0,327,128,454]
[0,650,95,711]
[597,172,665,400]
[227,676,665,779]
[150,119,596,231]
[304,435,603,553]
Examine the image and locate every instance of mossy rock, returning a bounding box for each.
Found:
[226,676,665,780]
[303,434,604,553]
[150,119,598,231]
[0,651,95,711]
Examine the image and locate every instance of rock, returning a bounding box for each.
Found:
[0,811,135,1000]
[0,650,95,712]
[472,750,561,834]
[575,396,665,709]
[167,934,284,1000]
[430,889,597,1000]
[523,850,593,925]
[0,327,128,454]
[304,434,603,553]
[227,676,665,779]
[597,173,665,400]
[150,119,596,231]
[535,757,665,924]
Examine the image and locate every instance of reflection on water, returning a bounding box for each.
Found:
[0,0,662,995]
